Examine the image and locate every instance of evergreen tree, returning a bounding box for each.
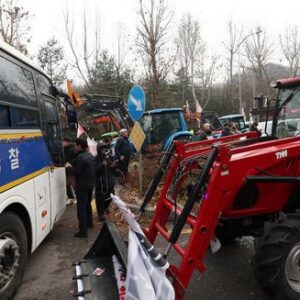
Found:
[89,50,133,98]
[37,37,67,86]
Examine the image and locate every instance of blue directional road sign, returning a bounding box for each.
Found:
[127,85,146,121]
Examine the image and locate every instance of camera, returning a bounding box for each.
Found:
[103,149,112,161]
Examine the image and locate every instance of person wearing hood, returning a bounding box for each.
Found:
[95,142,116,221]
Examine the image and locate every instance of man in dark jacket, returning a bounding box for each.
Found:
[69,138,96,238]
[63,137,77,205]
[115,129,131,177]
[221,122,233,137]
[95,142,116,221]
[194,123,212,141]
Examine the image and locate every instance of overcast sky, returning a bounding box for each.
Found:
[20,0,300,81]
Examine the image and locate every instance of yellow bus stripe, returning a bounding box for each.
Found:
[0,132,42,140]
[0,167,50,193]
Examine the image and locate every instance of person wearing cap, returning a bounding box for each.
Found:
[68,137,96,238]
[95,142,116,221]
[115,128,131,178]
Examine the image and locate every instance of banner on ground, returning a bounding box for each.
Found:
[111,194,175,300]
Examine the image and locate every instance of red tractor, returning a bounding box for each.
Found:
[75,77,300,300]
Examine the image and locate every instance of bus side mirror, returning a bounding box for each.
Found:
[51,86,59,97]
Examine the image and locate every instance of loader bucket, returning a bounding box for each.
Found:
[73,221,128,300]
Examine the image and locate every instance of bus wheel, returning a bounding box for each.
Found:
[0,212,28,300]
[253,213,300,299]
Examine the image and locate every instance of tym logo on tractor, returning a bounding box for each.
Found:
[74,76,300,300]
[276,150,288,159]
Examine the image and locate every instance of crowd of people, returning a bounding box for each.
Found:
[193,121,261,141]
[64,121,260,238]
[63,129,131,239]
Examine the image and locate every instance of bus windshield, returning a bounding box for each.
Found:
[276,87,300,138]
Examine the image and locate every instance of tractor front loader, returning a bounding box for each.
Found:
[74,77,300,300]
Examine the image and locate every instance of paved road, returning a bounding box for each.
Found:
[14,204,101,300]
[15,202,270,300]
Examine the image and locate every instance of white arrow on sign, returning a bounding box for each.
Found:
[129,94,142,111]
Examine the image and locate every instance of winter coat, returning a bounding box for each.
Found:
[69,150,96,190]
[64,144,77,163]
[115,136,131,161]
[95,154,116,191]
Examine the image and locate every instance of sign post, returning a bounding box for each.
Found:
[128,85,146,197]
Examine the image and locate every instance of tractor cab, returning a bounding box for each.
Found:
[272,78,300,138]
[140,108,192,149]
[219,114,248,133]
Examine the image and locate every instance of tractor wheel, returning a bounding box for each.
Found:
[253,213,300,300]
[128,158,139,173]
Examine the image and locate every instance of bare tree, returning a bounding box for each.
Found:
[244,26,273,85]
[62,4,101,88]
[136,0,174,105]
[223,21,244,109]
[198,53,218,109]
[114,22,129,78]
[280,26,300,77]
[177,13,204,108]
[0,0,31,54]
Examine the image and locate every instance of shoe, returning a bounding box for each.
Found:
[99,215,106,222]
[73,199,77,204]
[74,232,88,238]
[105,208,110,214]
[66,199,73,205]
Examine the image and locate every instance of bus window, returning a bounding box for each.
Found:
[36,73,54,96]
[45,101,58,122]
[0,56,37,107]
[10,107,40,128]
[44,100,63,165]
[0,105,10,128]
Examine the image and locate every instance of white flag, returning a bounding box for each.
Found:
[240,107,246,121]
[111,195,175,300]
[195,100,203,113]
[185,100,190,114]
[77,123,86,138]
[87,137,97,156]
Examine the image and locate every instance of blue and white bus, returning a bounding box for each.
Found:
[0,41,71,299]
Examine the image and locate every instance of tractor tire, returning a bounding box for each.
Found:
[128,158,139,173]
[253,213,300,300]
[0,212,28,300]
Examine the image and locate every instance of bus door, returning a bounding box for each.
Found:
[43,99,65,228]
[36,73,66,229]
[34,171,51,244]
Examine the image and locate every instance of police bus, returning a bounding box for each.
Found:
[0,41,72,299]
